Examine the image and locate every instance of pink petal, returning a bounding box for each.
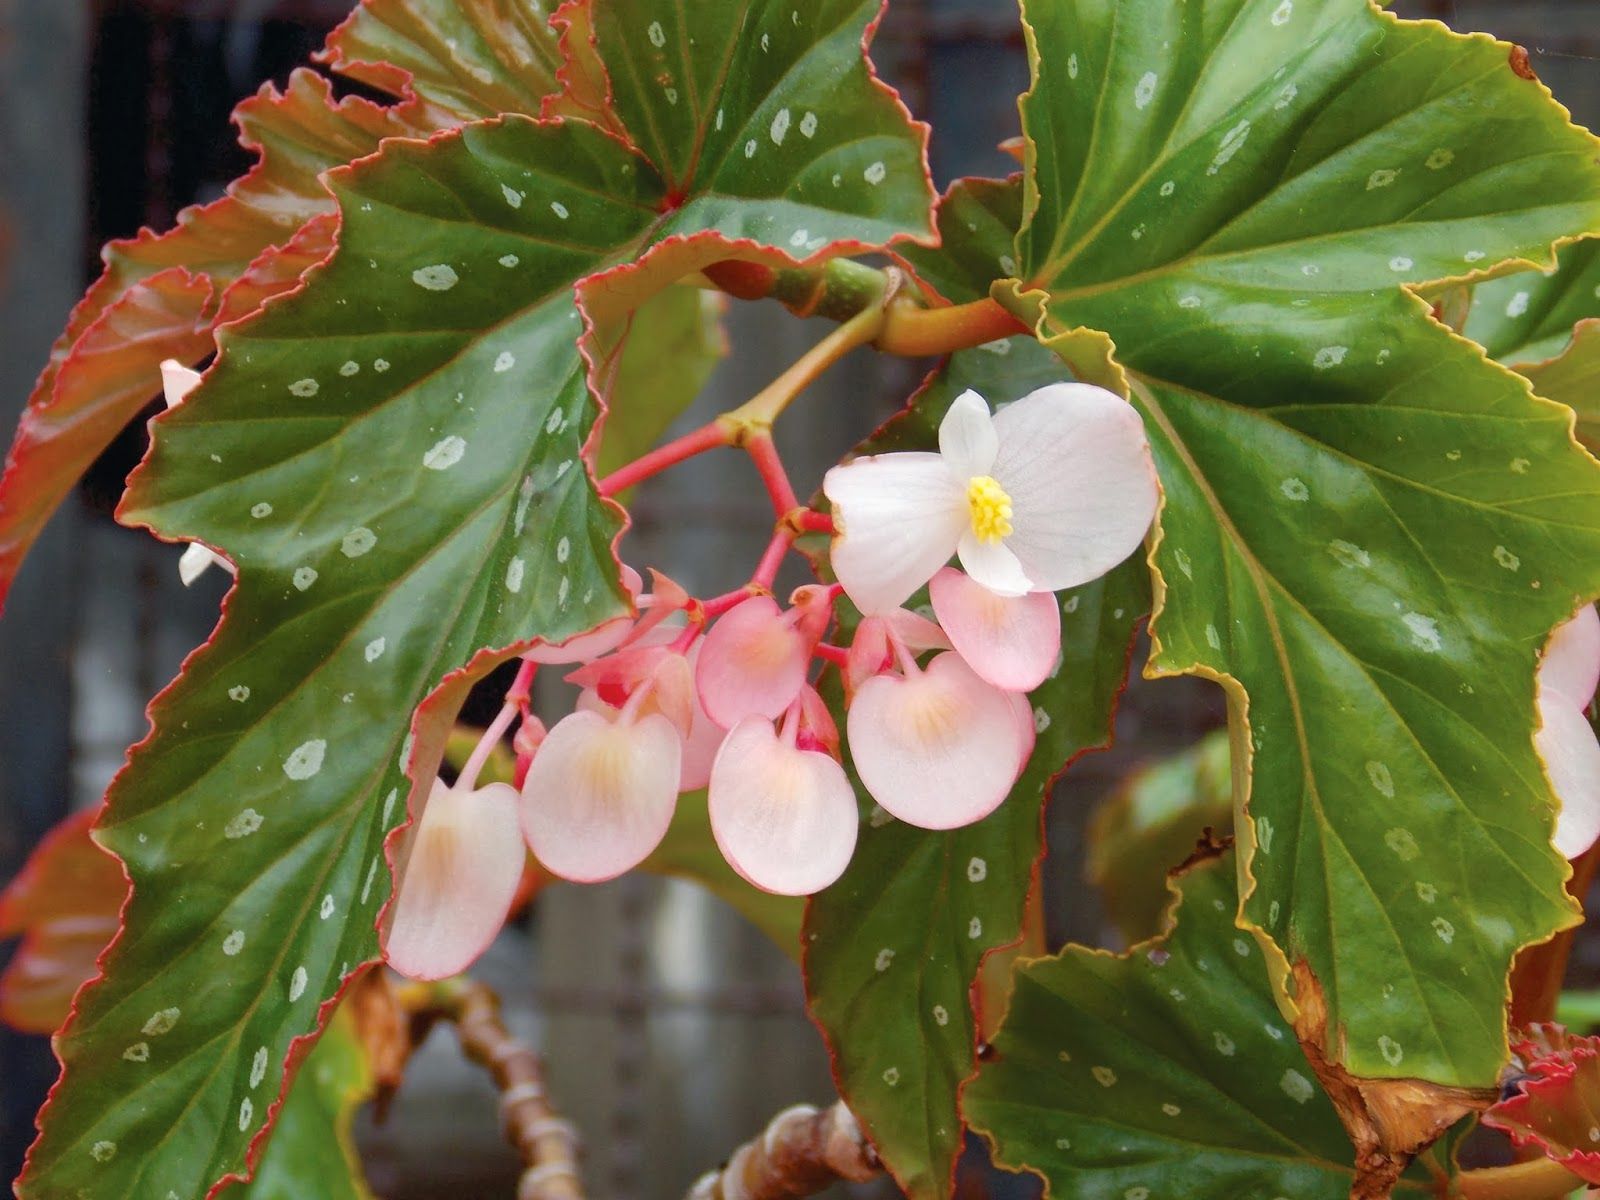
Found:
[696,596,809,729]
[794,684,840,757]
[929,567,1061,692]
[823,453,966,614]
[520,710,681,882]
[523,615,635,665]
[956,531,1033,597]
[1537,697,1600,858]
[1542,604,1600,710]
[678,673,727,792]
[708,719,858,895]
[938,389,999,479]
[846,652,1029,830]
[990,382,1159,592]
[385,779,525,980]
[160,359,202,408]
[846,610,952,692]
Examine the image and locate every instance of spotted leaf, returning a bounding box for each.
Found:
[1008,0,1600,1099]
[965,851,1450,1199]
[13,3,931,1195]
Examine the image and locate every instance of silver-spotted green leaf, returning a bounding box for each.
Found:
[18,4,933,1194]
[965,852,1445,1199]
[1463,241,1600,447]
[1011,0,1600,1089]
[805,177,1147,1200]
[1464,239,1600,368]
[226,1009,374,1200]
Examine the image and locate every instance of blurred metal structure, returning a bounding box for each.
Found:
[0,1,1597,1196]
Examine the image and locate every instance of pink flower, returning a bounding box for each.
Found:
[385,777,525,980]
[822,384,1158,613]
[847,650,1035,830]
[928,566,1061,693]
[695,589,830,730]
[707,707,857,896]
[520,645,697,881]
[1537,604,1600,858]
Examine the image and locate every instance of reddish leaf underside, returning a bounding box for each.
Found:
[0,809,125,1036]
[1485,1025,1600,1184]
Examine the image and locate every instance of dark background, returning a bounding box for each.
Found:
[0,1,1596,1196]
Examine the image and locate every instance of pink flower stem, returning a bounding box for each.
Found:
[744,432,800,518]
[597,420,732,497]
[750,526,795,591]
[700,588,758,620]
[813,643,849,667]
[793,508,836,535]
[460,690,526,791]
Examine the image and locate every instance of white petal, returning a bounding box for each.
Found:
[938,390,999,480]
[178,542,219,587]
[929,567,1061,692]
[990,382,1159,592]
[846,652,1028,830]
[1538,698,1600,858]
[956,531,1033,597]
[708,719,858,896]
[160,360,202,408]
[823,453,965,614]
[519,710,681,882]
[385,780,525,980]
[1541,604,1600,710]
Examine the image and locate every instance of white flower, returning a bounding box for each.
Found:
[1536,604,1600,858]
[822,383,1159,613]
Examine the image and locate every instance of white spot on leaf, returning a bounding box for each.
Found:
[283,739,326,781]
[222,930,246,956]
[225,809,263,839]
[411,264,459,291]
[288,378,319,398]
[424,436,466,470]
[365,637,387,662]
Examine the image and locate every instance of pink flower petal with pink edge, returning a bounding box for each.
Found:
[1542,604,1600,710]
[385,779,526,980]
[795,684,840,757]
[846,610,951,691]
[1537,696,1600,859]
[520,709,681,882]
[696,596,809,729]
[824,452,966,615]
[847,651,1029,830]
[708,719,858,896]
[929,567,1061,692]
[990,382,1159,592]
[678,674,726,792]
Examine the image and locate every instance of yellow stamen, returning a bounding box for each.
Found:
[966,475,1014,544]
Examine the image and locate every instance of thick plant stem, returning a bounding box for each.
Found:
[722,300,890,435]
[745,434,800,517]
[1455,1158,1585,1200]
[409,978,585,1200]
[702,256,1029,356]
[684,1101,879,1200]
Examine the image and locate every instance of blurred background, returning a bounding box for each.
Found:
[0,1,1596,1197]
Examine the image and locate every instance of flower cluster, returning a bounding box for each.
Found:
[380,382,1161,979]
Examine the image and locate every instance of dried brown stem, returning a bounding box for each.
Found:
[400,977,584,1200]
[685,1101,879,1200]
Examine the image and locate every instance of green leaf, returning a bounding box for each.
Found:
[642,791,804,954]
[1010,0,1600,1091]
[226,1008,375,1200]
[1086,729,1233,943]
[805,177,1146,1200]
[17,7,932,1196]
[965,851,1444,1199]
[1464,239,1600,367]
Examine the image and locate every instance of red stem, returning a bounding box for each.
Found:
[598,421,731,497]
[744,433,799,517]
[701,588,757,620]
[751,528,794,590]
[813,643,849,667]
[794,509,836,535]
